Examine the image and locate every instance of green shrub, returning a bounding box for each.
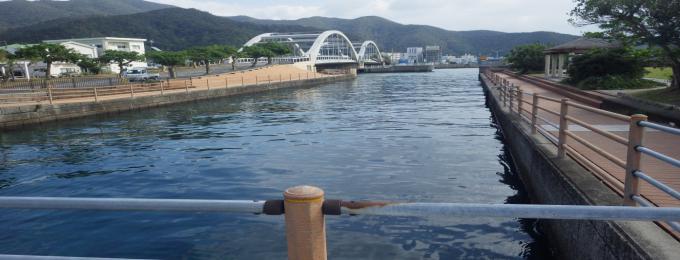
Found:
[567,48,645,82]
[506,44,546,74]
[567,75,663,90]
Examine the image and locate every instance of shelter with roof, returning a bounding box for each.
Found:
[544,37,621,79]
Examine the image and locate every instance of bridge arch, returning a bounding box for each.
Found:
[307,30,358,64]
[357,40,383,64]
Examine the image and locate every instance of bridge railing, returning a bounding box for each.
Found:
[2,185,680,260]
[486,71,680,234]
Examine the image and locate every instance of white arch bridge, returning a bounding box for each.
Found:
[242,30,384,71]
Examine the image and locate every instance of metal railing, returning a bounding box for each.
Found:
[0,68,335,105]
[485,71,680,234]
[2,185,680,260]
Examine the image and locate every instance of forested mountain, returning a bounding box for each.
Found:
[229,16,578,55]
[0,8,316,51]
[0,1,578,55]
[0,0,172,30]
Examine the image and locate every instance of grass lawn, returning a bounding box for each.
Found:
[633,87,680,106]
[644,67,673,80]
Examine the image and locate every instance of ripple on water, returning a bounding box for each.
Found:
[0,69,552,259]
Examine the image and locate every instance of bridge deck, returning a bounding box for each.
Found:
[494,74,680,235]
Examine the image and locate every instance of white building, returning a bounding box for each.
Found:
[45,37,148,74]
[442,53,478,65]
[1,42,99,78]
[406,47,424,64]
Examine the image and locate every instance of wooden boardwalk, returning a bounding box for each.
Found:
[490,73,680,235]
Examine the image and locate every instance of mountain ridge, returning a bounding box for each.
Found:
[228,15,578,55]
[0,0,173,30]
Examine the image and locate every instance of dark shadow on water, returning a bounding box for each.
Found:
[490,113,557,259]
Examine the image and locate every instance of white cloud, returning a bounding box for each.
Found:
[147,0,598,35]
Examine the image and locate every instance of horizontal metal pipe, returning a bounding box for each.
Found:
[0,197,265,214]
[340,202,680,222]
[0,255,152,260]
[634,171,680,201]
[637,146,680,168]
[639,121,680,136]
[632,196,680,232]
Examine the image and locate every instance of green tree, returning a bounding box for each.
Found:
[570,0,680,89]
[187,45,233,75]
[14,43,79,78]
[99,50,144,77]
[567,48,645,82]
[241,45,273,67]
[506,44,546,74]
[259,42,292,64]
[146,51,187,78]
[0,49,12,80]
[381,54,392,65]
[74,55,102,75]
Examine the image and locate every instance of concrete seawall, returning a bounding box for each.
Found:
[0,74,354,130]
[479,73,680,259]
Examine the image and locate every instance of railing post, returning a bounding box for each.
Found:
[502,85,507,106]
[47,85,53,105]
[93,87,98,102]
[225,77,229,88]
[623,114,647,206]
[206,79,210,90]
[557,98,569,158]
[290,74,292,81]
[508,85,515,111]
[185,80,189,93]
[517,87,523,115]
[129,83,134,98]
[284,186,327,260]
[241,75,244,86]
[256,75,259,85]
[531,94,539,134]
[160,81,164,95]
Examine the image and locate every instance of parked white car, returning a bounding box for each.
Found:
[124,67,160,81]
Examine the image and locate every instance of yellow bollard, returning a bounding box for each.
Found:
[284,186,327,260]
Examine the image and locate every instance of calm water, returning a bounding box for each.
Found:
[0,68,552,259]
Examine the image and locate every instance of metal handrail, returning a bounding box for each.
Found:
[2,196,680,222]
[639,121,680,136]
[632,195,680,232]
[634,171,680,200]
[637,146,680,168]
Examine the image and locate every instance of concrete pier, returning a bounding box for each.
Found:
[0,65,354,130]
[478,71,680,259]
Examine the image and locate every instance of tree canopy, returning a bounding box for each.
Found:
[146,50,187,78]
[506,44,546,74]
[99,50,144,77]
[186,45,234,74]
[570,0,680,89]
[14,43,80,77]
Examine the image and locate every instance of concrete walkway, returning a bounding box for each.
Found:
[0,65,329,108]
[491,73,680,235]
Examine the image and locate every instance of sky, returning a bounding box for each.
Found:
[147,0,598,35]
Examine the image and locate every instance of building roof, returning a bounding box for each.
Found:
[58,41,97,49]
[44,37,147,43]
[545,37,621,54]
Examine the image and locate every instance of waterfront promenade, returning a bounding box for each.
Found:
[486,71,680,236]
[0,64,330,107]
